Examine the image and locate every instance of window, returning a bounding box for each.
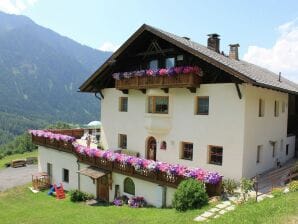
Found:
[119,97,128,112]
[282,101,286,113]
[47,163,52,183]
[272,143,276,158]
[257,145,262,163]
[119,134,127,149]
[274,101,279,117]
[160,141,167,150]
[258,99,265,117]
[149,59,158,70]
[181,142,193,160]
[124,177,135,195]
[165,57,175,68]
[148,96,169,114]
[196,97,209,115]
[286,144,289,156]
[209,146,223,166]
[62,168,69,183]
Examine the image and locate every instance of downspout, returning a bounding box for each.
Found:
[77,160,81,190]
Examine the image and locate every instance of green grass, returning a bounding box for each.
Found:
[0,185,210,224]
[0,185,297,224]
[0,151,37,169]
[208,193,298,224]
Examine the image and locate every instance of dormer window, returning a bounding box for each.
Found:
[149,59,158,70]
[165,57,175,68]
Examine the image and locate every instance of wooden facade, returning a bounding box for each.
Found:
[32,134,221,196]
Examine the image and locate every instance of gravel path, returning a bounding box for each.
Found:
[0,165,38,192]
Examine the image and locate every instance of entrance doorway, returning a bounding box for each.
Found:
[147,136,157,161]
[97,175,109,201]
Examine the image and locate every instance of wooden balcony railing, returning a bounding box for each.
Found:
[46,129,85,139]
[115,73,201,91]
[32,135,221,195]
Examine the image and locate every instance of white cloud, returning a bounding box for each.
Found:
[98,41,120,52]
[243,18,298,83]
[0,0,38,14]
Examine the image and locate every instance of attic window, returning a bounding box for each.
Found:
[149,60,158,70]
[165,57,175,68]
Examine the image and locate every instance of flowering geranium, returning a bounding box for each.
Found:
[29,130,76,143]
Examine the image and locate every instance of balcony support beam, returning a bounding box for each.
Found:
[187,87,196,93]
[139,89,146,94]
[161,88,169,93]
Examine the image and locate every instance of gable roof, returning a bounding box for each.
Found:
[80,24,298,94]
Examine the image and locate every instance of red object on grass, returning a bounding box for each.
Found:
[54,183,65,199]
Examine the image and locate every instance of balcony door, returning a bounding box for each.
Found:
[147,137,157,161]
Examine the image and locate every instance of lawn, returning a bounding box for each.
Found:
[0,185,298,224]
[0,151,37,169]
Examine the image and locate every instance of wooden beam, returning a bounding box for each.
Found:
[139,89,146,94]
[234,83,242,99]
[121,89,129,94]
[137,48,174,56]
[161,88,169,93]
[187,87,196,93]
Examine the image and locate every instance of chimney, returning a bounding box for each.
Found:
[207,33,220,53]
[229,44,240,60]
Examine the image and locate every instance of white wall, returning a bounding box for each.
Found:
[110,172,176,207]
[242,85,294,178]
[79,163,97,196]
[101,84,246,180]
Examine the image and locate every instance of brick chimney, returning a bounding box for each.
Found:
[229,44,240,60]
[207,33,220,53]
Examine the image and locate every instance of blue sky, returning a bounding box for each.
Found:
[1,0,298,81]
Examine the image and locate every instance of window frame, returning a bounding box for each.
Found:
[258,99,265,117]
[165,57,175,68]
[208,145,223,166]
[256,145,262,163]
[148,96,169,114]
[286,144,289,156]
[119,97,128,112]
[149,59,158,70]
[274,100,279,117]
[180,142,193,161]
[123,177,135,195]
[196,96,209,115]
[62,168,69,183]
[118,134,127,149]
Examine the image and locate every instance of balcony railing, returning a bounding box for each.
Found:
[32,134,221,196]
[115,73,201,91]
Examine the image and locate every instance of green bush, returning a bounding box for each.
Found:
[223,179,238,195]
[69,190,94,202]
[288,180,298,192]
[240,178,255,201]
[271,188,284,197]
[172,179,208,212]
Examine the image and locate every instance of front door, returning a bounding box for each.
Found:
[147,137,157,161]
[97,175,109,201]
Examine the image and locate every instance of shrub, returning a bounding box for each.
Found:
[222,179,238,195]
[69,190,94,202]
[288,180,298,192]
[271,188,284,197]
[240,178,254,201]
[172,179,208,212]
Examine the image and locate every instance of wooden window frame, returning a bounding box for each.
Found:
[258,99,265,117]
[124,177,135,195]
[62,168,69,183]
[208,146,223,166]
[118,134,127,149]
[119,97,128,112]
[180,142,193,161]
[196,96,209,115]
[148,96,169,114]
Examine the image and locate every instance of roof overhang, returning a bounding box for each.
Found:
[78,166,110,179]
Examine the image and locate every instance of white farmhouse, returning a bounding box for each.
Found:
[34,24,298,207]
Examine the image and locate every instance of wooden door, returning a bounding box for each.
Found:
[97,175,109,201]
[147,137,157,161]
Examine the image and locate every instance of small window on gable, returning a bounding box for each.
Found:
[119,134,127,149]
[257,145,262,163]
[274,101,279,117]
[149,59,158,70]
[165,57,175,68]
[209,146,223,166]
[258,99,265,117]
[124,177,135,195]
[119,97,128,112]
[196,97,209,115]
[180,142,193,160]
[62,168,69,183]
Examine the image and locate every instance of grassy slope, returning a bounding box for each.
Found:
[0,185,209,224]
[0,151,37,169]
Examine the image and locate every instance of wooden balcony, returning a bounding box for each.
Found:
[115,73,201,92]
[32,135,221,195]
